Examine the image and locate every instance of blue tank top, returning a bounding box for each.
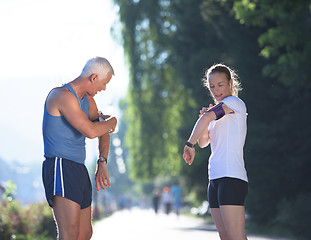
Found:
[42,84,89,164]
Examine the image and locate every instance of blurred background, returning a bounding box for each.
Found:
[0,0,310,239]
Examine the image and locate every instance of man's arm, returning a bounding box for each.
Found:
[87,95,112,192]
[46,88,117,139]
[95,133,111,192]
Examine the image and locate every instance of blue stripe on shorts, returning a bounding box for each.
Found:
[54,157,65,197]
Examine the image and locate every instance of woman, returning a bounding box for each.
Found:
[183,63,248,240]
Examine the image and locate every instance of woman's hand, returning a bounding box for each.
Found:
[199,104,213,117]
[183,145,195,165]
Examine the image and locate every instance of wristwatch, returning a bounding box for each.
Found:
[185,140,196,148]
[97,156,108,164]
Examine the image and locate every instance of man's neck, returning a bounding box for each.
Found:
[68,77,88,99]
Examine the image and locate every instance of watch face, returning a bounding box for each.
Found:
[98,157,107,163]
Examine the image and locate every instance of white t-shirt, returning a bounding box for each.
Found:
[208,96,248,182]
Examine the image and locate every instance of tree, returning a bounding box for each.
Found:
[113,1,311,237]
[229,1,311,238]
[113,0,265,201]
[113,0,189,181]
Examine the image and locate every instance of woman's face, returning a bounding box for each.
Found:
[208,72,232,103]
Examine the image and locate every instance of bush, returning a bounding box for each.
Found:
[0,181,56,240]
[276,194,311,240]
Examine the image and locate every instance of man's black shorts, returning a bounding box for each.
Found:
[42,157,92,209]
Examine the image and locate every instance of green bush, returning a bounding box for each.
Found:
[0,181,56,240]
[276,194,311,240]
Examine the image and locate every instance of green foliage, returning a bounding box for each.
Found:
[276,193,311,239]
[2,180,16,199]
[231,0,311,87]
[0,182,56,240]
[229,1,311,239]
[113,0,263,196]
[113,0,311,238]
[113,0,194,181]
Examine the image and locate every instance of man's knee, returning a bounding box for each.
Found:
[59,223,80,240]
[78,226,93,240]
[86,227,93,240]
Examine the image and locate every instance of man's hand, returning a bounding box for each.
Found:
[98,111,110,121]
[95,162,111,192]
[183,146,195,165]
[98,111,117,133]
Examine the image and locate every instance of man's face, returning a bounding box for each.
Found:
[89,72,113,97]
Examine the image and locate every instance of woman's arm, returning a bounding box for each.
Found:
[197,105,212,148]
[197,127,210,148]
[187,111,215,146]
[183,103,233,165]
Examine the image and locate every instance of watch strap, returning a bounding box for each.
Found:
[185,141,196,148]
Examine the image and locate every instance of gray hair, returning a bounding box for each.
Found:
[81,57,114,79]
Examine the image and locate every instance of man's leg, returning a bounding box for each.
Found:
[78,206,93,240]
[220,205,247,240]
[52,195,81,240]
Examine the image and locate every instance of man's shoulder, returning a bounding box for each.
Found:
[45,86,77,115]
[47,86,74,102]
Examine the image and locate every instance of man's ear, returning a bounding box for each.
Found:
[90,74,97,82]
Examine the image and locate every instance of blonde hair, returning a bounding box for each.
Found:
[81,57,114,79]
[203,63,242,97]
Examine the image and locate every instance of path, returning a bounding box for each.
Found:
[91,208,289,240]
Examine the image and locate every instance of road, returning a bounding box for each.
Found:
[91,208,289,240]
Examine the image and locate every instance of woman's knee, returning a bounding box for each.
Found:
[218,230,229,240]
[226,229,245,240]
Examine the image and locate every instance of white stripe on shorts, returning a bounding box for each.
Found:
[60,158,65,197]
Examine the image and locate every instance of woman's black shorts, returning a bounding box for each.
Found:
[208,177,248,208]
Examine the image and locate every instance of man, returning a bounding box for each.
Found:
[42,57,117,240]
[171,181,183,216]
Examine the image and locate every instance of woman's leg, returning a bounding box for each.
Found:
[220,205,247,240]
[210,208,228,240]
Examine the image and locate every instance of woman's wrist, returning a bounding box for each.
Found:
[185,140,196,148]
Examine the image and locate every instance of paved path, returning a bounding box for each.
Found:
[91,208,288,240]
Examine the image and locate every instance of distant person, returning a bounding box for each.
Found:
[183,64,248,239]
[170,182,183,216]
[152,188,161,214]
[42,57,117,240]
[162,187,172,215]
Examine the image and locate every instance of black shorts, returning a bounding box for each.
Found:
[42,157,92,209]
[208,177,248,208]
